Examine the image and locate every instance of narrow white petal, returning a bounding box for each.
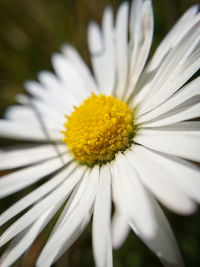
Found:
[111,154,183,266]
[88,7,115,95]
[111,209,130,249]
[114,1,129,99]
[30,97,68,119]
[112,154,183,265]
[0,202,62,267]
[25,80,72,115]
[38,70,79,110]
[0,162,77,226]
[137,76,200,124]
[61,44,98,93]
[135,23,200,113]
[111,154,160,238]
[0,154,72,198]
[36,166,99,267]
[48,170,93,263]
[0,144,67,170]
[148,5,200,71]
[141,101,200,128]
[53,209,92,264]
[125,0,154,101]
[0,119,62,141]
[133,146,200,203]
[0,166,85,247]
[128,149,196,214]
[88,22,103,54]
[129,0,143,42]
[5,105,55,128]
[135,130,200,162]
[132,198,184,267]
[51,53,88,102]
[5,101,64,135]
[92,165,112,267]
[139,127,200,136]
[111,162,130,249]
[50,169,92,235]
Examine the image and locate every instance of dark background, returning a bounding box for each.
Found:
[0,0,200,266]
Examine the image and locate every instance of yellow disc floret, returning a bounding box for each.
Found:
[62,93,134,166]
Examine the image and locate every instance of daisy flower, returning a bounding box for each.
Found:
[0,0,200,266]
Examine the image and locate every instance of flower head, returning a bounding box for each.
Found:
[0,0,200,266]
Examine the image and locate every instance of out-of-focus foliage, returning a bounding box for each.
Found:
[0,0,200,266]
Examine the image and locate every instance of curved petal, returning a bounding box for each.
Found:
[135,22,200,113]
[111,208,130,249]
[92,165,112,267]
[137,76,200,125]
[131,145,200,203]
[127,148,196,214]
[114,1,129,99]
[0,154,72,199]
[88,7,115,95]
[0,119,62,141]
[36,166,99,267]
[0,162,77,226]
[125,0,154,101]
[0,144,67,170]
[61,44,98,93]
[111,154,183,266]
[0,201,63,267]
[135,129,200,162]
[0,166,85,246]
[148,4,200,71]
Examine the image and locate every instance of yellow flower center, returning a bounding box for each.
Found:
[62,93,135,166]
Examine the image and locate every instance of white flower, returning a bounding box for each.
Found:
[0,0,200,266]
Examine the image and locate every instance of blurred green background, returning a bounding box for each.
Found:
[0,0,200,266]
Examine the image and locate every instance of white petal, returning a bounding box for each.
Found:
[53,209,92,264]
[5,100,64,136]
[51,53,88,102]
[114,1,129,99]
[0,166,85,247]
[25,80,72,115]
[137,24,200,114]
[141,101,200,128]
[5,105,54,128]
[148,5,200,71]
[36,166,99,267]
[30,97,67,120]
[0,153,72,198]
[135,19,200,113]
[127,148,196,214]
[88,22,103,54]
[125,0,154,101]
[50,169,92,235]
[61,44,98,93]
[38,70,79,110]
[50,170,93,263]
[0,144,67,170]
[0,119,62,141]
[0,202,62,267]
[111,209,130,249]
[88,7,115,95]
[0,162,77,226]
[132,145,200,203]
[135,198,184,267]
[92,165,112,267]
[111,154,183,266]
[135,130,200,162]
[111,154,160,237]
[137,76,200,125]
